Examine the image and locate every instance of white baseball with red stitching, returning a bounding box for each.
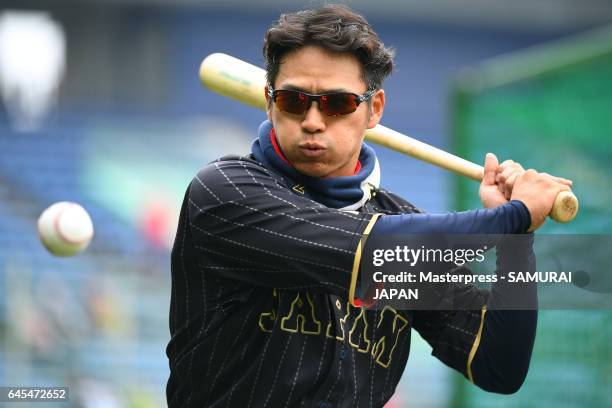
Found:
[37,201,94,256]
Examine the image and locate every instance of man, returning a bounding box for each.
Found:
[166,5,571,407]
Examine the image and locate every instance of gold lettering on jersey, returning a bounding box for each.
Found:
[326,301,350,340]
[348,306,371,353]
[292,184,306,195]
[371,306,408,368]
[281,292,321,335]
[258,289,279,333]
[258,292,408,369]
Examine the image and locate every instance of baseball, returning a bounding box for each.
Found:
[37,201,94,256]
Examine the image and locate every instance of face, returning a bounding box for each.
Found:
[266,45,385,178]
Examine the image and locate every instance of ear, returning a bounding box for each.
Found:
[366,89,385,129]
[264,86,273,122]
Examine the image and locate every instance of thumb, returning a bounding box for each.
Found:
[482,153,498,186]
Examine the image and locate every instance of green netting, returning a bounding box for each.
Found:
[452,26,612,407]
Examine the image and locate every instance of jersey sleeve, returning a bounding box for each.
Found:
[411,236,537,394]
[411,280,489,379]
[369,190,537,394]
[184,157,378,301]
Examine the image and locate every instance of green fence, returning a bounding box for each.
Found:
[451,26,612,408]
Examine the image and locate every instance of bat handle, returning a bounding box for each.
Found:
[550,190,579,223]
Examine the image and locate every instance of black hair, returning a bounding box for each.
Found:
[263,4,395,90]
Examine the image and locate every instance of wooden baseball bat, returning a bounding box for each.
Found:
[199,53,578,223]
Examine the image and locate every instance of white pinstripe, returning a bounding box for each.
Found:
[198,284,224,405]
[215,161,247,198]
[382,326,410,404]
[240,160,299,209]
[448,322,478,337]
[262,332,294,408]
[273,282,349,291]
[248,159,313,197]
[284,334,309,408]
[237,159,366,221]
[195,283,222,350]
[246,331,274,408]
[207,307,256,405]
[323,343,344,402]
[203,266,281,272]
[314,302,332,384]
[189,219,352,275]
[305,204,323,213]
[223,343,250,408]
[351,337,358,405]
[227,199,362,236]
[194,244,276,269]
[429,339,469,355]
[339,356,351,403]
[204,323,224,400]
[193,161,368,225]
[189,199,354,255]
[194,174,223,204]
[368,310,380,408]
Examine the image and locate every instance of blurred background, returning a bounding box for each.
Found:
[0,0,610,407]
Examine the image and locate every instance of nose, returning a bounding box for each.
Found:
[301,101,326,134]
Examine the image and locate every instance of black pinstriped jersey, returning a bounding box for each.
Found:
[166,155,488,408]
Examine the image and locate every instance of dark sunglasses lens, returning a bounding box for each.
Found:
[320,93,358,116]
[275,90,310,114]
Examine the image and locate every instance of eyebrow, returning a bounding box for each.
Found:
[278,84,354,94]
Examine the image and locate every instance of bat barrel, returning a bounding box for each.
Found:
[199,53,268,110]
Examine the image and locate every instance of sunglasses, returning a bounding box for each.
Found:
[267,87,376,116]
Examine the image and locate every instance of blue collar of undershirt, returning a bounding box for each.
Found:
[251,120,380,210]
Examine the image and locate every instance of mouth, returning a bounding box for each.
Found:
[298,142,327,157]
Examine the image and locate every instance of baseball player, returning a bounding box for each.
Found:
[166,5,571,407]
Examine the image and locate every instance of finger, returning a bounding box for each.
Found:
[495,169,509,185]
[498,167,513,183]
[500,163,524,177]
[500,166,521,186]
[497,160,524,174]
[496,159,514,174]
[537,173,572,194]
[483,153,498,186]
[552,176,573,186]
[556,181,571,192]
[541,172,574,187]
[504,172,519,199]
